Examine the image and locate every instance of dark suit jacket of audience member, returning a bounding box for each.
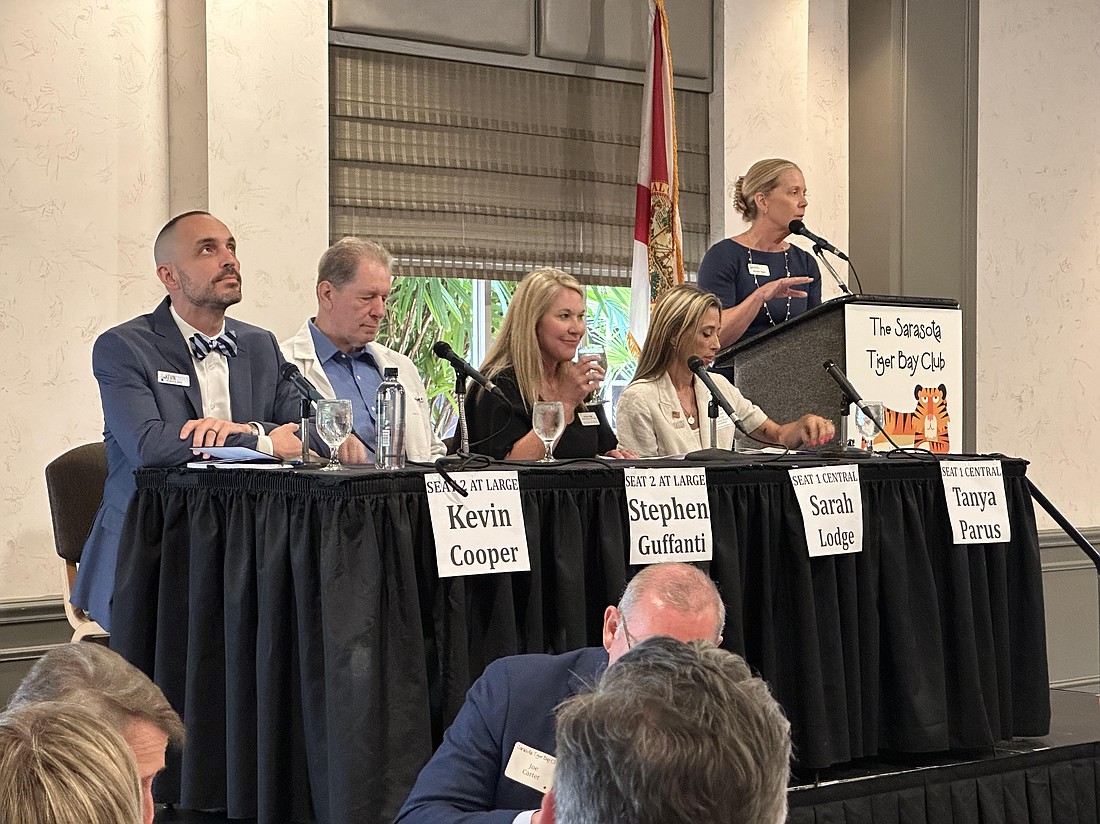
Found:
[396,646,609,824]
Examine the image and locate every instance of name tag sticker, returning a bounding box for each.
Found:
[505,742,556,794]
[158,371,190,387]
[623,468,713,565]
[424,471,531,577]
[748,263,771,278]
[939,460,1011,544]
[789,465,864,556]
[577,411,599,426]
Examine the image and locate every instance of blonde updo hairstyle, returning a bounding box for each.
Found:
[633,284,721,383]
[480,267,586,411]
[733,158,799,223]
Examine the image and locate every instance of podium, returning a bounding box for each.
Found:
[714,294,961,445]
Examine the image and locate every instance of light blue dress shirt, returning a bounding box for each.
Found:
[309,321,383,456]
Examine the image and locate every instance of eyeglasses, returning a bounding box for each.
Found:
[618,612,639,649]
[617,610,722,650]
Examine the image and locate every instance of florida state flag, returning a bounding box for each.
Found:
[627,0,684,354]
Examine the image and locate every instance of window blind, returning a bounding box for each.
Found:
[330,47,709,285]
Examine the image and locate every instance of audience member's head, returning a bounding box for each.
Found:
[602,562,725,664]
[544,637,791,824]
[9,643,183,824]
[0,701,143,824]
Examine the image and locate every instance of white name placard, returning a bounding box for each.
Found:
[424,471,531,577]
[939,460,1011,544]
[624,468,712,564]
[789,465,864,556]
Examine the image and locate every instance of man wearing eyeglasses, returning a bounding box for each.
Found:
[395,563,725,824]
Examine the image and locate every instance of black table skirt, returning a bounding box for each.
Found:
[110,455,1050,824]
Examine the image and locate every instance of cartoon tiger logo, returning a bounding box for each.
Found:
[874,384,950,453]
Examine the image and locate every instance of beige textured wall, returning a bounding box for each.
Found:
[976,3,1100,525]
[0,0,328,600]
[711,0,849,297]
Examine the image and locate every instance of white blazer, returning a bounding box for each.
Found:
[280,320,447,462]
[615,372,768,457]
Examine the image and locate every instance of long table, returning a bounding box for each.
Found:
[110,455,1051,824]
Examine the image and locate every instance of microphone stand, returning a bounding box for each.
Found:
[300,398,313,465]
[813,244,853,296]
[708,398,719,450]
[452,368,471,455]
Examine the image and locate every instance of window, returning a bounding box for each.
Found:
[330,47,708,433]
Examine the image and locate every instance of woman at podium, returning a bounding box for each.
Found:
[698,158,822,346]
[616,284,834,456]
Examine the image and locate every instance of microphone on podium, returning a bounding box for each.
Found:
[788,220,849,261]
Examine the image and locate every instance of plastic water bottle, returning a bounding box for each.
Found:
[375,367,406,469]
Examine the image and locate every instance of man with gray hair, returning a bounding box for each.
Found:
[540,637,791,824]
[8,643,185,824]
[396,563,726,824]
[281,237,446,463]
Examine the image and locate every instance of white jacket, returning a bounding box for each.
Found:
[280,320,447,463]
[615,371,768,457]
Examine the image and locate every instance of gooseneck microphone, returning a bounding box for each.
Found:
[280,362,324,402]
[432,341,508,402]
[822,360,864,406]
[788,220,849,261]
[822,360,900,450]
[687,356,748,435]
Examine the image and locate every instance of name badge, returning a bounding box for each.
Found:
[158,371,190,387]
[748,263,771,278]
[504,742,556,793]
[577,412,599,426]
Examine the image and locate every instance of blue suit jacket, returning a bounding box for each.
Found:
[395,647,609,824]
[73,297,301,631]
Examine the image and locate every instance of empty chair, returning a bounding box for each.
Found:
[44,443,109,642]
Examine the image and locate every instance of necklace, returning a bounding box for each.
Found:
[747,247,792,326]
[677,385,698,427]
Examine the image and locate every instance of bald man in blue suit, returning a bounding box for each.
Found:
[73,211,305,632]
[395,564,726,824]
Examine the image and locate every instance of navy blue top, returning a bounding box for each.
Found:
[697,238,822,343]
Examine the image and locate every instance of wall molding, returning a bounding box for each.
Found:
[0,596,67,627]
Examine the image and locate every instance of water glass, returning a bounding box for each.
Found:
[855,401,885,450]
[532,401,566,462]
[316,399,354,470]
[578,346,608,403]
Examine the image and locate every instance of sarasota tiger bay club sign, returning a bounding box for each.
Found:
[938,460,1011,544]
[788,465,864,556]
[623,468,713,564]
[424,471,530,577]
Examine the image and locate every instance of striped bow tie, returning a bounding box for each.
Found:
[190,330,238,361]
